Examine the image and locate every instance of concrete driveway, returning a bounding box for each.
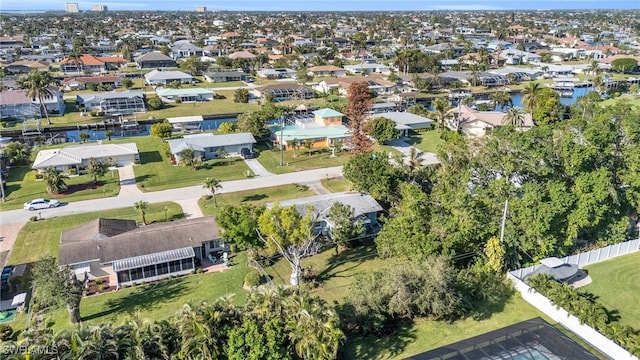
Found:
[0,166,344,226]
[243,158,273,177]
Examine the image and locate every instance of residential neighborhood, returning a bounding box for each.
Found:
[0,4,640,360]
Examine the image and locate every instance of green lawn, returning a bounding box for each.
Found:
[404,130,445,154]
[0,166,120,211]
[601,94,640,108]
[321,177,352,193]
[581,251,640,328]
[198,184,316,216]
[145,90,258,119]
[110,137,250,192]
[47,252,250,332]
[256,146,350,174]
[192,79,246,88]
[7,202,183,265]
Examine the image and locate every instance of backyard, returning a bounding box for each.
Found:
[404,129,446,154]
[7,202,183,265]
[46,252,250,332]
[581,251,640,328]
[110,136,251,191]
[198,183,316,216]
[0,165,120,211]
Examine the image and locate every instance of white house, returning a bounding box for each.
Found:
[446,105,534,137]
[343,63,392,75]
[156,88,214,103]
[167,133,256,163]
[257,68,296,79]
[499,49,542,65]
[32,142,139,172]
[144,70,194,86]
[0,87,65,120]
[76,91,146,115]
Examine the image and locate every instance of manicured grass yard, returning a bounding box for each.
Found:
[110,137,250,192]
[321,177,352,193]
[581,251,640,328]
[47,252,250,332]
[198,184,316,216]
[404,130,445,154]
[145,90,258,119]
[601,94,640,108]
[7,202,183,265]
[0,166,120,211]
[256,146,350,174]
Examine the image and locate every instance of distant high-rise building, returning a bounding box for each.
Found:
[65,2,79,13]
[91,5,108,12]
[196,6,207,12]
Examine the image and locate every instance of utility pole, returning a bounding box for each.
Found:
[499,199,508,243]
[279,113,285,166]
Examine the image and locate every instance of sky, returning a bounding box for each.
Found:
[1,0,640,12]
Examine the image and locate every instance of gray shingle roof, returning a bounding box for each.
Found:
[134,52,175,62]
[272,192,383,222]
[59,217,220,266]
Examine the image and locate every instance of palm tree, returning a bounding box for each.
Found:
[17,70,55,125]
[406,147,424,176]
[490,91,512,111]
[291,138,300,157]
[67,52,83,76]
[203,177,223,207]
[42,167,68,194]
[432,97,451,131]
[134,200,149,225]
[303,139,314,156]
[521,81,541,112]
[503,107,526,127]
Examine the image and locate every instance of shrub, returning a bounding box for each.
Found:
[147,96,163,110]
[244,270,261,287]
[94,278,102,285]
[29,216,38,222]
[174,98,182,104]
[0,325,13,341]
[68,168,77,175]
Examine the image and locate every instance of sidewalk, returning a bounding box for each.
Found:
[0,166,344,225]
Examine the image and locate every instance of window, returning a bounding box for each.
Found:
[130,267,143,281]
[181,258,193,270]
[209,239,221,250]
[157,262,169,276]
[169,260,181,273]
[117,271,130,283]
[143,265,156,278]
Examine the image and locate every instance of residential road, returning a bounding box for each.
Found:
[0,166,343,226]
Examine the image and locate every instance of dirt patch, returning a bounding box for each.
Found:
[0,222,26,254]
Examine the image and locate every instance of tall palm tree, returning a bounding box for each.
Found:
[503,107,526,127]
[203,177,223,207]
[521,81,541,112]
[17,70,55,125]
[406,147,424,176]
[490,91,512,111]
[42,167,68,194]
[134,200,149,225]
[67,52,83,76]
[432,97,451,131]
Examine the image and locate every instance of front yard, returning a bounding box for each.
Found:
[198,183,316,216]
[256,146,350,174]
[0,166,120,211]
[403,129,445,154]
[7,202,183,265]
[110,137,250,192]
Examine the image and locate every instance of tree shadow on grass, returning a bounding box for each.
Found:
[139,151,162,163]
[241,194,267,202]
[80,277,188,322]
[337,320,417,360]
[315,246,377,284]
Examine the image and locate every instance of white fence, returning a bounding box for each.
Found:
[508,275,638,360]
[508,238,640,360]
[509,238,640,280]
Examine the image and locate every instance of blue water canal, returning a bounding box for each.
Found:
[65,87,598,142]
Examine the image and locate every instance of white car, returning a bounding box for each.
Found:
[23,198,61,211]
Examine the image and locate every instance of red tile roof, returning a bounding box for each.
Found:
[60,54,126,66]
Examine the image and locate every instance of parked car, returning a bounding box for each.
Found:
[23,198,60,211]
[240,148,254,159]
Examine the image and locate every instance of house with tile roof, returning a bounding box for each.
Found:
[5,60,50,74]
[445,105,534,137]
[313,76,397,96]
[63,75,121,91]
[58,217,228,287]
[32,142,139,172]
[60,54,126,74]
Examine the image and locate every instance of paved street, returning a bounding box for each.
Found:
[0,166,343,225]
